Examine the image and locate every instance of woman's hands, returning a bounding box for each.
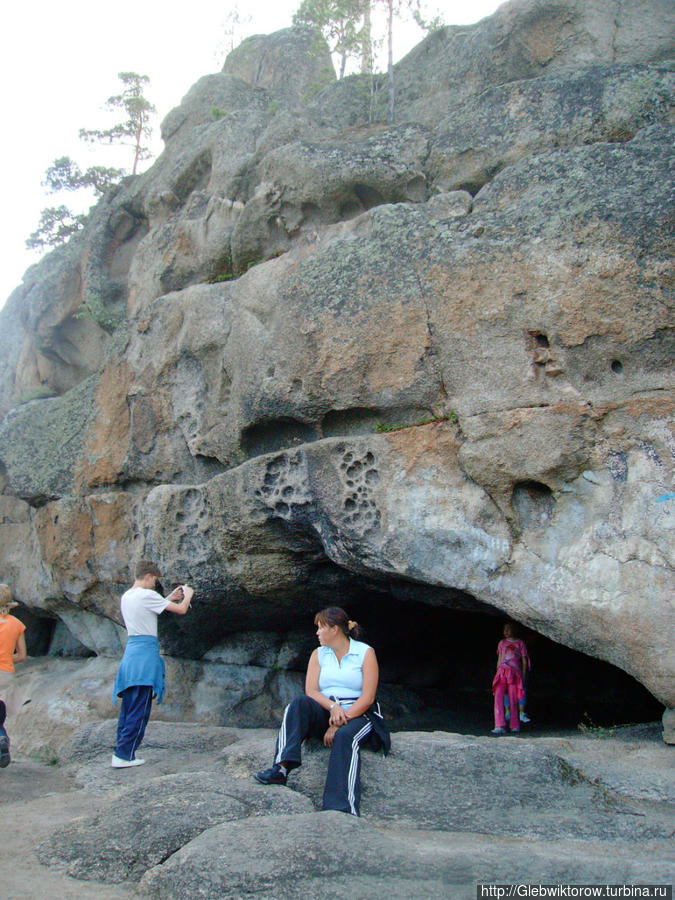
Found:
[323,725,338,747]
[329,704,349,728]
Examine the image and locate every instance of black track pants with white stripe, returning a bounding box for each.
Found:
[273,695,373,816]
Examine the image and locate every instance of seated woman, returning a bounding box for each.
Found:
[254,606,389,816]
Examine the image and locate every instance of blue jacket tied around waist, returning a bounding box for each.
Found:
[113,635,166,705]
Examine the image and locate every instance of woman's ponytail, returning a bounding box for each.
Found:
[347,619,364,640]
[314,606,364,640]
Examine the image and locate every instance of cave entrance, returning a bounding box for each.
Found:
[323,576,663,735]
[12,575,663,736]
[13,605,95,660]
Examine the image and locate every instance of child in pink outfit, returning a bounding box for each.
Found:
[491,622,529,734]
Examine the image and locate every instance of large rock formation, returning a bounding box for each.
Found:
[0,0,673,739]
[13,720,673,896]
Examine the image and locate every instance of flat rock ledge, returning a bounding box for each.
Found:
[14,722,670,899]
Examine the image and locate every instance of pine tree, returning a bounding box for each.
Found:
[370,0,443,123]
[294,0,367,79]
[43,156,123,195]
[27,73,155,251]
[79,72,156,176]
[25,206,88,251]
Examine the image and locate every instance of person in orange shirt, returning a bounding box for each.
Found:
[0,584,27,767]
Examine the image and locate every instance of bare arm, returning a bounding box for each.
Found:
[305,649,335,712]
[164,585,194,616]
[13,632,27,664]
[520,642,529,679]
[344,648,378,720]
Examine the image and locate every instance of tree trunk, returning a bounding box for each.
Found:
[361,0,373,74]
[387,0,394,125]
[133,123,142,176]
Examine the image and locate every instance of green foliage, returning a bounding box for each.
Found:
[210,106,228,121]
[75,291,122,332]
[369,0,445,122]
[375,414,454,433]
[292,0,445,120]
[79,71,156,175]
[27,72,156,253]
[43,156,123,195]
[577,712,624,738]
[18,385,56,404]
[294,0,367,78]
[26,205,87,250]
[29,747,59,766]
[207,272,236,283]
[409,0,444,32]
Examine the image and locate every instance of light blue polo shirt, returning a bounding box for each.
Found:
[318,639,371,710]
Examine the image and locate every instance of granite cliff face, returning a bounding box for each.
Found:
[0,0,673,738]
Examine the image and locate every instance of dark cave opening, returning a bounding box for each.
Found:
[14,604,94,659]
[332,581,664,735]
[13,575,664,737]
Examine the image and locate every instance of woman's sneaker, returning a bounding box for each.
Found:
[254,764,287,785]
[491,727,507,736]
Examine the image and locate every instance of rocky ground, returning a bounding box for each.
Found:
[1,721,673,899]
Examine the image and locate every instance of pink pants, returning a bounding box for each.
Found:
[493,678,520,731]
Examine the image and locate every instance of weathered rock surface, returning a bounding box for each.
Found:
[663,708,675,745]
[0,0,673,738]
[388,0,675,127]
[219,728,675,839]
[11,722,671,898]
[6,656,305,760]
[428,63,675,193]
[37,771,314,882]
[139,812,674,900]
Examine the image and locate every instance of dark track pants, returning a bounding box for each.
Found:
[273,695,373,816]
[114,685,153,760]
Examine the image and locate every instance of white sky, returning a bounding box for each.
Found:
[0,0,502,312]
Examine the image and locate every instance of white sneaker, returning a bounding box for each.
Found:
[111,754,145,768]
[520,712,531,723]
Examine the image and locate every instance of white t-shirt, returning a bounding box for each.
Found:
[120,587,169,637]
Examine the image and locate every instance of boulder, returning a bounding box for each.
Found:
[0,0,672,735]
[391,0,675,125]
[223,729,674,841]
[4,721,673,898]
[36,771,314,882]
[139,808,675,899]
[21,722,672,896]
[222,26,335,108]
